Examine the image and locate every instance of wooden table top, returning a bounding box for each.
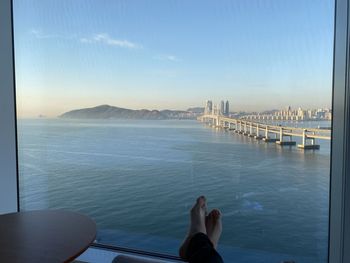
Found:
[0,210,96,263]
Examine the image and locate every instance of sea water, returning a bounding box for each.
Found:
[17,119,330,263]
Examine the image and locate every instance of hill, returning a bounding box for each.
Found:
[60,105,200,120]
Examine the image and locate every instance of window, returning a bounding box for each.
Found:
[10,0,341,262]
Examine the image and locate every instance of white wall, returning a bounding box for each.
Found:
[0,0,18,214]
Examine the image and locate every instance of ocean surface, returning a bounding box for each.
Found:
[17,119,331,263]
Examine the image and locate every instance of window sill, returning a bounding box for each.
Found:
[77,245,182,263]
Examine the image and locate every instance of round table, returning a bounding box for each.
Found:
[0,210,96,263]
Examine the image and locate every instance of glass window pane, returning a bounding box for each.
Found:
[13,1,334,262]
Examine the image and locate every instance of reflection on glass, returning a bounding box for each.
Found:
[14,1,334,262]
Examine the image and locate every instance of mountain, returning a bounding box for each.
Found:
[59,105,200,120]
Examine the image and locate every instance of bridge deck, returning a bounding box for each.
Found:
[199,115,331,141]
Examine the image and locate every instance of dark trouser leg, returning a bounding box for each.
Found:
[186,233,224,263]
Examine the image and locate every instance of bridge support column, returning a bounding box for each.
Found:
[237,121,244,134]
[276,127,296,146]
[263,126,278,142]
[297,129,320,149]
[244,122,249,135]
[280,127,283,142]
[248,122,255,137]
[254,124,263,139]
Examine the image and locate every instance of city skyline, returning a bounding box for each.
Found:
[203,99,331,121]
[55,101,333,116]
[14,0,334,118]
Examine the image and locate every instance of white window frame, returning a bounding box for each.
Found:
[1,0,349,262]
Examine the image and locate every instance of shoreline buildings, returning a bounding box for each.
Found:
[241,106,332,121]
[204,101,332,121]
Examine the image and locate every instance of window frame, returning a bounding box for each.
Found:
[329,0,350,262]
[0,0,18,214]
[1,0,350,262]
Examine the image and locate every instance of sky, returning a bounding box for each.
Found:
[13,0,335,118]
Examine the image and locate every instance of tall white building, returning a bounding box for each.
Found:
[297,107,305,120]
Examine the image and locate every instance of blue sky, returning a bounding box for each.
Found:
[13,0,334,117]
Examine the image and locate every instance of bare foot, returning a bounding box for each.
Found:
[179,196,207,260]
[205,209,222,249]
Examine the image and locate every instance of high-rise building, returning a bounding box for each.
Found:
[220,100,225,115]
[205,100,213,115]
[225,100,229,116]
[213,104,218,115]
[297,107,305,120]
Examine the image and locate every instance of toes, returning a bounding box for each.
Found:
[207,209,221,221]
[192,196,206,210]
[196,196,206,207]
[207,210,215,219]
[191,196,207,214]
[212,209,222,219]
